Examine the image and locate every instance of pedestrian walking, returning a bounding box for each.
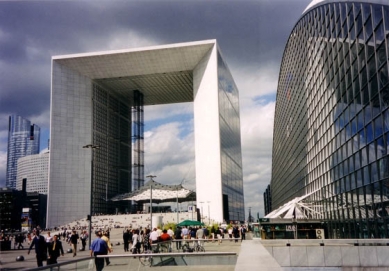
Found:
[47,235,64,265]
[216,227,222,244]
[101,231,112,266]
[240,225,247,241]
[123,229,130,252]
[203,226,209,239]
[27,230,47,267]
[143,229,151,251]
[90,231,108,271]
[80,230,88,251]
[17,234,24,249]
[228,227,233,240]
[70,230,79,257]
[233,226,239,243]
[131,229,141,254]
[174,227,182,250]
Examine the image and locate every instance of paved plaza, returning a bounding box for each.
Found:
[0,228,244,270]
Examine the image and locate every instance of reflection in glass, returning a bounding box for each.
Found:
[271,2,389,238]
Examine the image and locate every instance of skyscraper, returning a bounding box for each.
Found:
[16,149,49,195]
[6,115,40,189]
[270,0,389,238]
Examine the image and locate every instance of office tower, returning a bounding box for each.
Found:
[16,149,49,195]
[271,0,389,238]
[6,115,40,189]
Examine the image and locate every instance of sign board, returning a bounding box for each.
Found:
[188,206,194,212]
[285,225,296,231]
[21,211,31,232]
[258,218,269,222]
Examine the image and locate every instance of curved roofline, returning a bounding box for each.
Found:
[303,0,389,16]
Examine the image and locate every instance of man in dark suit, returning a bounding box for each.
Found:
[47,234,64,265]
[28,230,47,267]
[123,229,130,252]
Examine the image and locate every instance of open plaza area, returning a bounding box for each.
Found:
[0,228,243,271]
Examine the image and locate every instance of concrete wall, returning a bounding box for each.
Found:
[261,239,389,268]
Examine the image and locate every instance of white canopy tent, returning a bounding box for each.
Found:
[111,180,195,203]
[111,179,196,229]
[264,192,321,220]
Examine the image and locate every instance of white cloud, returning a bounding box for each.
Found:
[232,62,280,101]
[107,29,160,51]
[77,28,161,54]
[240,100,275,218]
[231,63,279,218]
[145,103,193,122]
[29,109,51,130]
[139,63,280,218]
[144,121,195,188]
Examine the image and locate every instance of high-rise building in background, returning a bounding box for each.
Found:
[6,115,40,189]
[270,0,389,238]
[16,149,49,195]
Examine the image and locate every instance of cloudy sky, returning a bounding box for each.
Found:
[0,0,312,219]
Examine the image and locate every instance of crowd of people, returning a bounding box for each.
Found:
[119,224,248,254]
[1,223,248,269]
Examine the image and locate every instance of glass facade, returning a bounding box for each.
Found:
[6,115,40,189]
[272,1,389,238]
[48,41,242,226]
[218,52,245,221]
[92,84,132,215]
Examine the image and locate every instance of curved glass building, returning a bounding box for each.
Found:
[271,0,389,238]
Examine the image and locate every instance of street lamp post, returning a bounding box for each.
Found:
[83,144,100,248]
[176,189,179,223]
[207,201,211,225]
[146,175,156,229]
[176,179,185,224]
[199,201,204,223]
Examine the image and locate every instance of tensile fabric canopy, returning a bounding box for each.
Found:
[110,180,195,204]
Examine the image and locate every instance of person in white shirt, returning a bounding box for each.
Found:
[149,228,159,244]
[196,227,204,246]
[228,227,233,241]
[167,227,174,238]
[156,227,162,237]
[45,231,53,244]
